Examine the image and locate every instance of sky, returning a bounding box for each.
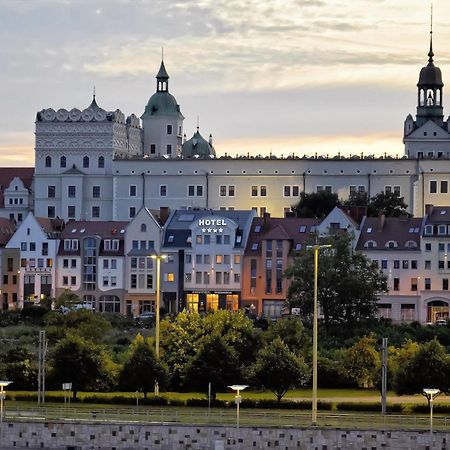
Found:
[1,0,450,166]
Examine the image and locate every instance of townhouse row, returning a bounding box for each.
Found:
[0,205,449,324]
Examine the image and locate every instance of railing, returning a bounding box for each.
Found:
[4,406,450,430]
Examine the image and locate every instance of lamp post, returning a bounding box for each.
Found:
[228,385,248,430]
[150,253,167,395]
[307,243,331,426]
[0,381,12,424]
[423,388,440,448]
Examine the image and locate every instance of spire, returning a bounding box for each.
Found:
[89,86,99,109]
[428,2,434,65]
[156,57,169,92]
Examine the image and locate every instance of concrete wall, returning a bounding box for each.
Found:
[1,420,449,450]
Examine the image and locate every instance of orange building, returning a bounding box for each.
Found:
[241,215,319,318]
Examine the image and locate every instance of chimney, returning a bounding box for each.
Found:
[159,207,170,225]
[209,134,213,145]
[425,204,434,216]
[263,212,271,227]
[378,214,385,231]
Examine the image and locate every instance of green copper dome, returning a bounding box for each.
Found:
[182,130,216,158]
[142,91,183,118]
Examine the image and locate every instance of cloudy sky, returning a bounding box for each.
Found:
[1,0,450,166]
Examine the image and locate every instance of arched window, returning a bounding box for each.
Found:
[141,224,147,232]
[365,240,377,249]
[386,240,398,248]
[60,156,66,168]
[98,156,105,168]
[83,156,89,168]
[45,156,52,168]
[405,240,417,248]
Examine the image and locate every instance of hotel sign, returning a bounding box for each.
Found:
[198,218,226,233]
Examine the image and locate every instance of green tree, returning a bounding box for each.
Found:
[0,348,37,390]
[342,192,369,208]
[341,335,379,388]
[265,316,308,356]
[184,334,240,399]
[367,191,409,217]
[49,334,116,398]
[285,234,387,329]
[55,290,82,310]
[393,339,450,397]
[119,334,167,398]
[292,191,339,218]
[248,337,309,402]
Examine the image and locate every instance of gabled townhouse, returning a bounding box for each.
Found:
[56,221,128,312]
[356,215,425,322]
[123,207,164,316]
[420,205,450,322]
[6,213,64,307]
[241,215,320,317]
[316,206,360,245]
[161,209,257,313]
[0,168,34,224]
[0,218,18,310]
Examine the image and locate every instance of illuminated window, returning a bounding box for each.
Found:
[165,273,175,282]
[226,294,239,311]
[207,293,219,311]
[187,293,199,312]
[216,255,223,264]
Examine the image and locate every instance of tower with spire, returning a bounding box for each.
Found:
[404,9,450,158]
[141,60,184,158]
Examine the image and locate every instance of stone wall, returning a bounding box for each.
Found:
[1,420,449,450]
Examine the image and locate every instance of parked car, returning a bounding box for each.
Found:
[134,311,155,327]
[435,319,448,326]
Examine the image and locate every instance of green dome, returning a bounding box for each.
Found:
[182,130,216,158]
[141,91,183,118]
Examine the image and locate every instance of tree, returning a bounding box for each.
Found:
[119,334,167,398]
[367,192,409,217]
[292,191,339,218]
[265,316,308,356]
[342,192,369,208]
[55,290,82,310]
[285,233,388,329]
[0,348,37,390]
[247,338,309,402]
[393,339,450,398]
[183,334,240,399]
[49,334,116,398]
[340,335,379,388]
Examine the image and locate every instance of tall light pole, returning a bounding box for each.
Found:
[0,381,12,424]
[423,388,440,448]
[150,253,167,395]
[307,243,331,426]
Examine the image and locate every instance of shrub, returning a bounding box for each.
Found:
[411,403,450,414]
[336,402,402,413]
[185,398,226,408]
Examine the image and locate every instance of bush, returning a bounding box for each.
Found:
[411,403,450,414]
[336,402,402,413]
[185,398,226,408]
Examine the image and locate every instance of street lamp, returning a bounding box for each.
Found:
[228,385,248,429]
[307,243,331,426]
[423,388,440,447]
[150,253,167,395]
[0,381,12,424]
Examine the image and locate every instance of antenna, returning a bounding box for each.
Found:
[196,115,200,131]
[93,85,96,100]
[161,46,164,61]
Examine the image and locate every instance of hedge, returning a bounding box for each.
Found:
[336,402,403,413]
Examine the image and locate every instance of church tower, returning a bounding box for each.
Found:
[141,61,184,158]
[403,13,450,158]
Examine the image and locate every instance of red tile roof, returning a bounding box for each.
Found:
[0,168,34,207]
[0,218,16,246]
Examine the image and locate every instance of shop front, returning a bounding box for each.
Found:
[184,291,239,312]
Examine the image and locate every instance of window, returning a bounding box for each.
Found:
[21,242,27,251]
[394,186,401,196]
[68,186,76,198]
[430,180,437,193]
[60,156,66,168]
[220,185,235,197]
[150,144,156,154]
[224,235,230,245]
[425,260,431,269]
[160,185,167,197]
[167,124,172,135]
[251,186,258,197]
[195,271,202,284]
[129,207,136,218]
[71,259,76,268]
[129,185,137,197]
[68,206,75,218]
[438,225,447,235]
[393,260,400,269]
[63,259,69,268]
[425,278,431,290]
[42,242,48,256]
[402,260,409,269]
[216,255,223,264]
[71,276,76,286]
[443,279,449,291]
[166,144,172,155]
[439,260,445,269]
[130,274,137,289]
[48,186,56,198]
[29,242,36,251]
[47,206,55,218]
[92,186,100,198]
[411,260,417,269]
[381,260,388,269]
[393,278,399,291]
[441,181,448,194]
[92,206,100,218]
[215,272,222,284]
[411,277,418,291]
[260,185,267,196]
[63,276,68,286]
[83,156,89,168]
[425,242,432,251]
[98,156,105,168]
[185,273,192,283]
[45,156,52,168]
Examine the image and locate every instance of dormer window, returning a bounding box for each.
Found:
[405,240,418,248]
[251,243,258,251]
[438,225,447,236]
[298,226,307,233]
[386,241,398,248]
[365,240,377,249]
[366,227,372,233]
[295,243,302,251]
[254,225,261,233]
[424,225,434,236]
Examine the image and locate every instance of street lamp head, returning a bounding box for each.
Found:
[228,385,248,392]
[0,381,12,388]
[150,254,168,260]
[423,388,440,397]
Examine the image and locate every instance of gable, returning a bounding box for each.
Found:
[407,120,450,140]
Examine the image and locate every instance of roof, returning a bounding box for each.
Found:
[182,130,216,159]
[0,168,34,207]
[0,218,16,246]
[59,221,129,239]
[418,43,443,88]
[141,91,183,118]
[156,61,169,79]
[426,206,450,224]
[245,217,320,256]
[163,209,255,248]
[35,217,65,234]
[356,216,423,251]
